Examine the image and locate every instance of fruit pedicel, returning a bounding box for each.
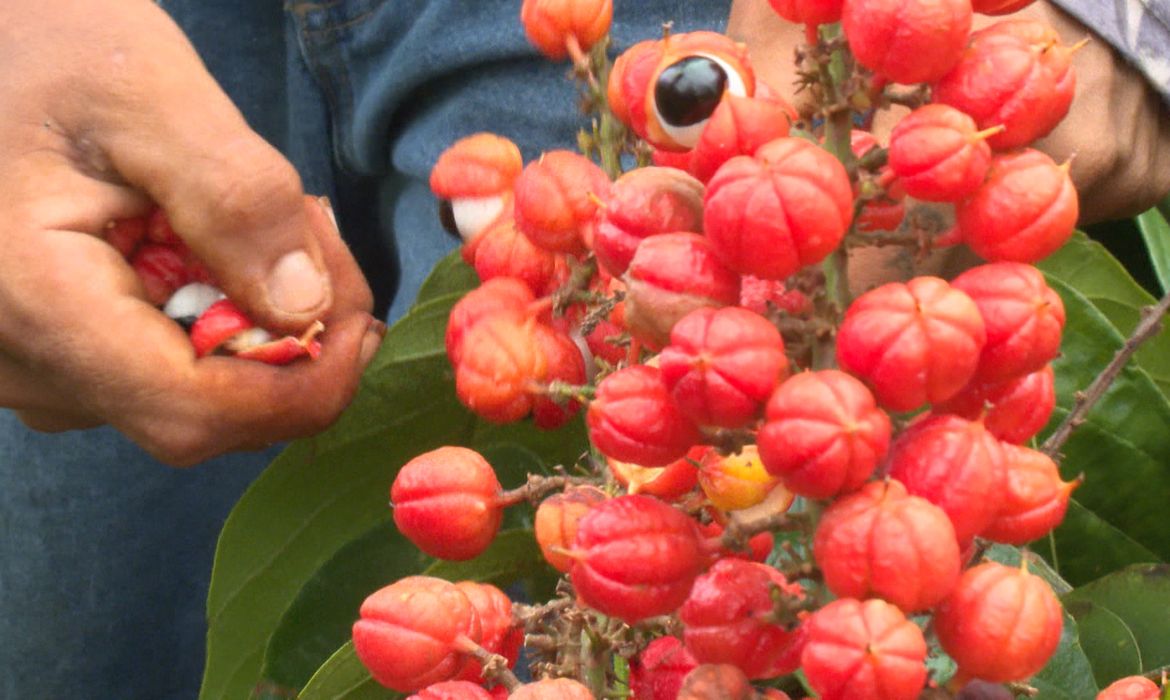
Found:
[352,1,1142,698]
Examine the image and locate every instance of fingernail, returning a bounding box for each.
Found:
[359,327,383,367]
[317,196,339,232]
[267,250,328,314]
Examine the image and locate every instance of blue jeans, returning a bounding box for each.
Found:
[0,1,729,697]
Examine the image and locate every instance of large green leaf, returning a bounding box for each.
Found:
[1034,276,1170,585]
[1064,564,1170,688]
[201,254,587,700]
[298,643,397,700]
[1137,204,1170,294]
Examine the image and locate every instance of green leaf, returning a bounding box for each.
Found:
[1030,608,1100,700]
[201,252,588,700]
[298,642,399,700]
[1137,205,1170,294]
[416,254,479,305]
[1064,564,1170,688]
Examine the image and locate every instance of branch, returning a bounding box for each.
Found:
[1042,290,1170,456]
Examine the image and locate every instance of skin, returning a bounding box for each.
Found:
[0,0,379,466]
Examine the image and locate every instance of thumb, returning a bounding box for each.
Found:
[79,7,331,331]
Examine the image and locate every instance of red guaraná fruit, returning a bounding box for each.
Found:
[514,150,611,254]
[801,598,928,700]
[607,445,704,501]
[520,0,613,62]
[814,479,961,612]
[767,0,845,28]
[677,664,756,700]
[957,149,1078,263]
[408,681,494,700]
[703,137,853,281]
[430,133,522,243]
[842,0,972,85]
[446,277,536,366]
[680,558,804,678]
[534,485,608,572]
[471,215,559,296]
[608,39,667,140]
[594,166,706,277]
[659,306,789,428]
[1097,676,1163,700]
[972,0,1035,14]
[887,104,996,202]
[935,561,1063,683]
[569,494,707,623]
[758,370,891,499]
[131,243,190,306]
[391,446,503,561]
[189,298,323,364]
[454,582,523,685]
[455,315,547,423]
[837,276,987,412]
[934,364,1056,444]
[587,365,701,466]
[622,232,741,348]
[629,636,699,700]
[739,275,813,317]
[530,323,588,430]
[353,576,482,692]
[981,444,1078,544]
[688,94,796,183]
[951,262,1065,382]
[511,678,596,700]
[852,130,906,234]
[887,414,1006,545]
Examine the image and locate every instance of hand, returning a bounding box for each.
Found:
[0,0,379,466]
[727,0,1170,224]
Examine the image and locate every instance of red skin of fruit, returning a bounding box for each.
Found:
[514,150,611,255]
[1097,676,1163,700]
[842,0,972,85]
[934,364,1056,444]
[629,636,699,700]
[958,149,1078,263]
[767,0,845,26]
[446,277,536,366]
[852,131,906,234]
[520,0,613,62]
[587,365,702,466]
[951,262,1065,383]
[594,166,706,277]
[391,446,503,561]
[430,133,523,199]
[887,104,993,202]
[888,414,1006,545]
[659,306,789,428]
[570,494,707,623]
[801,598,928,700]
[934,21,1075,150]
[622,232,741,348]
[680,558,804,678]
[608,39,666,139]
[814,479,961,613]
[189,299,321,364]
[972,0,1035,14]
[607,445,704,501]
[696,520,775,563]
[512,678,595,700]
[353,576,482,692]
[981,444,1077,544]
[703,138,853,281]
[738,275,813,317]
[146,207,182,246]
[472,215,559,296]
[530,322,587,430]
[408,681,494,700]
[455,316,546,424]
[534,485,608,572]
[132,243,190,306]
[104,216,148,258]
[688,94,796,184]
[837,276,987,412]
[758,369,891,499]
[189,298,253,358]
[453,582,522,685]
[677,664,756,700]
[935,562,1063,682]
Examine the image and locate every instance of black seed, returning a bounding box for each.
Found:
[173,315,198,331]
[653,55,728,127]
[438,199,459,237]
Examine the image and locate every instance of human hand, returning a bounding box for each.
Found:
[0,0,379,466]
[727,0,1170,224]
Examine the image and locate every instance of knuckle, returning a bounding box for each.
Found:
[137,420,217,468]
[204,145,304,230]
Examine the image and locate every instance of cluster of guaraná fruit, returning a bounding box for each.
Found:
[352,1,1164,699]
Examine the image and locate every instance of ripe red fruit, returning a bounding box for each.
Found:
[587,365,701,466]
[801,598,928,700]
[814,480,961,612]
[981,444,1077,544]
[608,446,704,501]
[514,151,610,254]
[887,105,995,202]
[407,681,494,700]
[703,138,853,281]
[530,323,588,430]
[189,299,322,364]
[696,520,775,563]
[698,446,787,512]
[471,216,559,296]
[629,636,698,700]
[957,149,1078,263]
[933,364,1056,444]
[836,277,987,412]
[511,678,596,700]
[680,558,804,678]
[446,277,535,366]
[758,370,891,499]
[453,582,522,685]
[455,315,546,424]
[888,414,1006,545]
[520,0,613,61]
[851,130,906,234]
[569,494,707,623]
[842,0,972,85]
[1097,676,1162,700]
[131,243,190,306]
[534,485,608,572]
[738,275,812,317]
[391,446,503,561]
[935,561,1063,682]
[972,0,1035,14]
[353,576,482,692]
[951,262,1065,382]
[430,134,522,244]
[677,664,756,700]
[622,232,741,348]
[104,216,148,258]
[767,0,844,27]
[689,95,796,183]
[594,166,705,277]
[659,306,789,428]
[607,39,667,140]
